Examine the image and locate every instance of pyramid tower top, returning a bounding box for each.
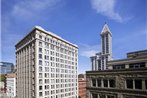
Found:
[101,23,112,36]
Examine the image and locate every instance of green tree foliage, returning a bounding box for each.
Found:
[0,74,6,82]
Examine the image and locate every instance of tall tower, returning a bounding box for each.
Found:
[90,23,112,70]
[100,23,112,69]
[101,23,112,57]
[15,26,78,98]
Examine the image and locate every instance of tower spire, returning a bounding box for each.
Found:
[101,23,112,36]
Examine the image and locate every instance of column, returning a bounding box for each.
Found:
[133,79,135,89]
[97,94,100,98]
[96,78,98,87]
[91,58,93,70]
[142,80,146,90]
[95,59,98,70]
[145,62,147,67]
[93,58,95,70]
[108,79,110,88]
[106,95,108,98]
[101,79,104,87]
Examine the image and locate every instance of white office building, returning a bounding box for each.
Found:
[90,23,112,70]
[15,26,78,98]
[6,73,16,98]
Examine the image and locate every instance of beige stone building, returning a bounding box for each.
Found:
[15,26,78,98]
[86,50,147,98]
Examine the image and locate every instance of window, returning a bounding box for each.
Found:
[97,79,101,87]
[39,35,42,39]
[92,79,96,87]
[39,48,42,53]
[104,79,108,87]
[39,73,42,78]
[100,95,105,98]
[39,92,42,96]
[126,79,133,89]
[92,94,98,98]
[39,67,42,72]
[39,54,42,59]
[135,79,142,89]
[113,65,125,69]
[39,60,42,65]
[107,95,115,98]
[109,79,115,88]
[39,79,42,84]
[129,62,145,68]
[39,42,42,47]
[39,86,42,90]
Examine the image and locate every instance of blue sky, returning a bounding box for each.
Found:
[1,0,147,73]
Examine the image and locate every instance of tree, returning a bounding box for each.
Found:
[0,74,6,82]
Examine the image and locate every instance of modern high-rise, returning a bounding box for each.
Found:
[0,62,14,74]
[90,23,112,70]
[15,26,78,98]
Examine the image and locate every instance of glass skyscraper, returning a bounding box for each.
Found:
[0,62,14,74]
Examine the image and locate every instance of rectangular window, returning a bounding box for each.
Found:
[97,79,101,87]
[103,79,108,87]
[39,42,42,47]
[126,79,133,89]
[39,67,42,72]
[39,73,42,78]
[39,86,42,90]
[92,79,96,87]
[109,79,115,88]
[39,60,42,65]
[39,35,42,39]
[135,79,142,89]
[39,54,42,59]
[107,95,115,98]
[39,48,42,53]
[129,62,145,68]
[92,94,98,98]
[113,65,125,69]
[100,95,105,98]
[39,79,42,84]
[39,92,42,96]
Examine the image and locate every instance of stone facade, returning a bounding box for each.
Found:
[16,26,78,98]
[86,50,147,98]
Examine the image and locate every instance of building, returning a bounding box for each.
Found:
[0,62,14,74]
[86,50,147,98]
[15,26,78,98]
[78,74,86,98]
[90,23,112,71]
[6,73,16,98]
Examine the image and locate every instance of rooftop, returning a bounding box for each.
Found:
[16,26,78,48]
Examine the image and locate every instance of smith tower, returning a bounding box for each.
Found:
[91,23,112,70]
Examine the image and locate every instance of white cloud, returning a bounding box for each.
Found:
[79,43,101,58]
[91,0,122,22]
[80,50,97,58]
[12,0,61,18]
